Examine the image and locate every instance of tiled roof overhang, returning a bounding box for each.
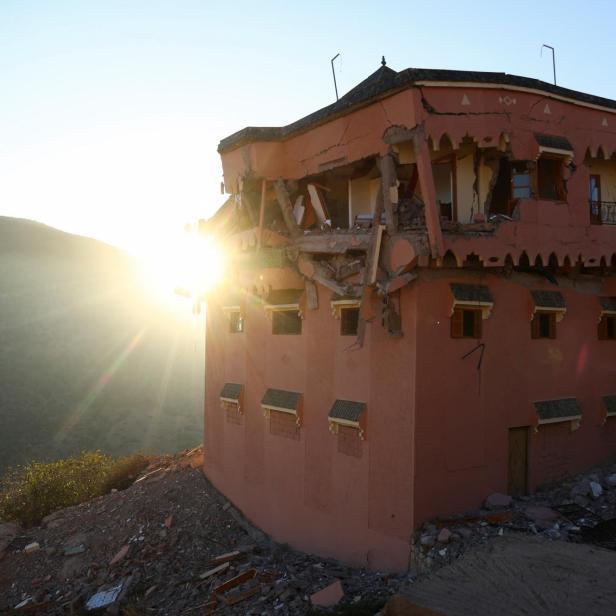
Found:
[534,398,582,424]
[261,389,302,414]
[218,67,616,152]
[220,383,243,403]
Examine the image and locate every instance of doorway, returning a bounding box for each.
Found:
[508,427,529,496]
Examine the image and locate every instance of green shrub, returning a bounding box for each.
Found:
[0,451,151,527]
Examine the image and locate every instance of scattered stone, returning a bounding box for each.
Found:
[310,580,344,607]
[525,506,559,523]
[437,528,451,544]
[589,481,603,499]
[109,544,129,566]
[484,493,512,510]
[420,534,436,548]
[605,474,616,488]
[23,542,40,555]
[63,544,86,556]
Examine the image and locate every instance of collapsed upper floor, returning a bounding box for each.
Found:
[211,64,616,269]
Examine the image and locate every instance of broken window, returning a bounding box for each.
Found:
[537,157,565,200]
[229,311,244,333]
[598,315,616,340]
[340,307,359,336]
[531,312,556,339]
[272,310,302,335]
[433,158,455,221]
[451,308,482,339]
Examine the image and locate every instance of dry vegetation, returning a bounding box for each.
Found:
[0,452,150,526]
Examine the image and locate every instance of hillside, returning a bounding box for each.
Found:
[0,217,204,472]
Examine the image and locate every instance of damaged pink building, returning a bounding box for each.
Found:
[203,63,616,572]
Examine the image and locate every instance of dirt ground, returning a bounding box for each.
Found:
[398,534,616,616]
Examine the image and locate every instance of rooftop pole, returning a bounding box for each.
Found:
[541,44,556,85]
[331,53,340,101]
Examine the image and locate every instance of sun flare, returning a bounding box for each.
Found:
[137,230,226,305]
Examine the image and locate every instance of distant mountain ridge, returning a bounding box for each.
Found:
[0,216,204,472]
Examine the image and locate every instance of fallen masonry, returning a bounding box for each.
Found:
[3,449,616,614]
[0,448,404,615]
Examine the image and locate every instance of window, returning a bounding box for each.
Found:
[599,315,616,340]
[340,307,359,336]
[272,310,302,335]
[451,308,482,338]
[531,312,556,339]
[229,311,244,333]
[537,157,565,200]
[511,162,531,199]
[590,175,602,224]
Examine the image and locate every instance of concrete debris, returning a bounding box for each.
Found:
[589,481,603,499]
[412,461,616,578]
[23,542,40,555]
[436,529,451,544]
[484,493,513,510]
[310,579,344,607]
[0,446,401,615]
[85,582,123,611]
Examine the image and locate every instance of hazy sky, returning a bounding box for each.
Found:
[2,1,615,255]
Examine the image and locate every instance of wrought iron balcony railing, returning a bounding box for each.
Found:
[590,200,616,225]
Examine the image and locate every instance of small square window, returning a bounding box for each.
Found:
[531,312,556,339]
[451,308,482,339]
[340,308,359,336]
[229,311,244,333]
[272,310,302,335]
[599,315,616,340]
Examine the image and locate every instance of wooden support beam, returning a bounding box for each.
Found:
[413,130,445,258]
[257,179,267,252]
[379,153,398,234]
[274,179,301,238]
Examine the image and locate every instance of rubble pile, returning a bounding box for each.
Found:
[411,461,616,575]
[0,448,402,615]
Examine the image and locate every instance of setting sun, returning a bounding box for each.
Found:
[137,229,226,305]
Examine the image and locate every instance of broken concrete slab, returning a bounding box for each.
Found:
[484,493,512,510]
[310,579,344,607]
[524,506,559,523]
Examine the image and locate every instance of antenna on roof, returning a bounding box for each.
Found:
[541,44,556,85]
[331,53,340,101]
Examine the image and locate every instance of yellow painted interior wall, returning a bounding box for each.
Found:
[587,159,616,202]
[349,176,380,221]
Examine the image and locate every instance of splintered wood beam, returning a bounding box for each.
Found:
[257,179,267,252]
[413,130,445,257]
[274,179,301,238]
[379,153,398,234]
[305,280,318,310]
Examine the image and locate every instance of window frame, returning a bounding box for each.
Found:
[228,310,244,334]
[531,311,557,339]
[598,314,616,340]
[451,307,482,339]
[537,155,566,201]
[340,306,360,336]
[272,309,302,335]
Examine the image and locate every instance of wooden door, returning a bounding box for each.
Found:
[508,427,528,496]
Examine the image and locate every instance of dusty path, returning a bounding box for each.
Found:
[400,535,616,616]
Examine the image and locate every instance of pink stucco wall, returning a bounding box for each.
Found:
[204,286,416,572]
[204,272,616,571]
[412,273,616,525]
